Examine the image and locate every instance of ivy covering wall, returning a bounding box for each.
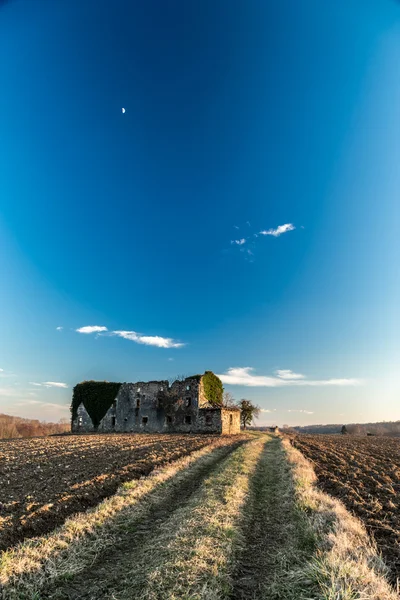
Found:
[202,371,223,406]
[71,381,121,429]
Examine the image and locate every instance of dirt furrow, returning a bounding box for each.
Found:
[41,439,247,599]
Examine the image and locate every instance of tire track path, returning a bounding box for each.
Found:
[230,436,319,600]
[44,439,250,599]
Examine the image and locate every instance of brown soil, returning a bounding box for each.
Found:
[291,434,400,584]
[43,440,247,599]
[0,433,243,551]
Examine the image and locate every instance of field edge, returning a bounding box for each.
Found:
[282,436,398,600]
[0,436,247,597]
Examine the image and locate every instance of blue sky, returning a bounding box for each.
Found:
[1,0,399,426]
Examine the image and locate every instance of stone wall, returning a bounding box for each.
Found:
[71,375,241,435]
[196,408,221,432]
[221,408,241,435]
[72,403,94,433]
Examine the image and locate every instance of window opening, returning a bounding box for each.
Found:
[166,415,172,424]
[136,398,140,408]
[185,397,192,407]
[111,416,116,427]
[185,415,192,425]
[142,416,148,425]
[186,385,190,391]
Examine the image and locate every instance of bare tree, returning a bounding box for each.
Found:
[223,391,236,407]
[167,374,188,386]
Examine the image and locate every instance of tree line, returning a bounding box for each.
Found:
[0,413,69,440]
[285,421,400,436]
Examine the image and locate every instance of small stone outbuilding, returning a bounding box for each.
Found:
[72,373,241,435]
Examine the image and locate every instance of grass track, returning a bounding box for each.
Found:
[2,434,396,600]
[43,437,260,599]
[230,435,319,600]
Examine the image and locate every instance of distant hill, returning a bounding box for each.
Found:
[285,421,400,436]
[0,413,69,440]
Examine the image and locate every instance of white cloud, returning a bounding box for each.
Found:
[43,382,68,388]
[260,409,272,413]
[29,381,68,389]
[112,331,184,349]
[287,409,314,414]
[76,325,108,334]
[276,369,305,380]
[0,368,3,372]
[217,367,362,387]
[122,107,126,114]
[218,367,281,387]
[56,326,63,331]
[259,223,295,237]
[231,238,246,245]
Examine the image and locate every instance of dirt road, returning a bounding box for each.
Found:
[230,436,318,599]
[14,435,317,600]
[3,434,396,599]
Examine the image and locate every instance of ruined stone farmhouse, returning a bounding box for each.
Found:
[71,372,241,435]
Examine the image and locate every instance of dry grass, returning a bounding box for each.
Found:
[119,436,265,599]
[0,436,243,599]
[283,437,398,600]
[230,434,320,599]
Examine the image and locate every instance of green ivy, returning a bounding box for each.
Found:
[71,381,121,429]
[202,371,223,406]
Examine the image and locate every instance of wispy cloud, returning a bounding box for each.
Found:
[259,223,295,237]
[0,387,22,398]
[228,221,296,261]
[287,409,314,414]
[29,381,68,389]
[76,324,185,349]
[217,367,362,387]
[276,369,305,380]
[76,325,108,334]
[56,326,63,331]
[0,369,15,378]
[112,331,185,349]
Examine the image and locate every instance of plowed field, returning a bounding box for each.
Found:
[0,433,241,551]
[292,434,400,583]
